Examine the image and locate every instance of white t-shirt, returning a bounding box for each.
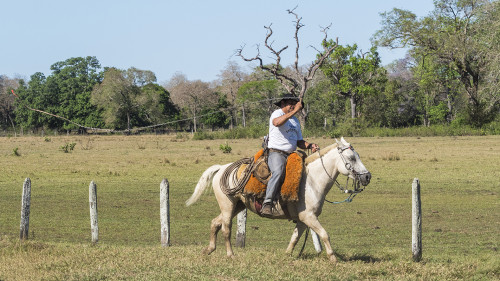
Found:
[268,109,303,153]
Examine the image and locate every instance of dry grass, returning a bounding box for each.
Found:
[0,135,498,280]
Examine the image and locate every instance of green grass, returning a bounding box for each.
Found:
[0,135,499,280]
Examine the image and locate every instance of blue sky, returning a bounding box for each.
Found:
[2,0,435,84]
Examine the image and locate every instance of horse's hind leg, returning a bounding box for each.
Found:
[205,200,245,258]
[286,221,307,254]
[203,214,223,255]
[220,201,246,258]
[303,216,337,263]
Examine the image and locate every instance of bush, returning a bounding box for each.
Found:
[219,142,232,153]
[193,131,214,140]
[60,143,77,153]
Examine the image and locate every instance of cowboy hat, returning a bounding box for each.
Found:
[274,93,300,106]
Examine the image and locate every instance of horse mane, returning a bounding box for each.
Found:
[304,143,338,165]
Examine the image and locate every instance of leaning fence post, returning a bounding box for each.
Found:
[89,181,98,243]
[311,229,323,253]
[160,179,171,247]
[20,178,31,240]
[236,209,247,247]
[412,178,422,262]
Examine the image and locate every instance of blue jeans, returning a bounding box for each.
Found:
[264,151,287,204]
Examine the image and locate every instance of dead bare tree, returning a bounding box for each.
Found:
[217,61,249,128]
[236,7,338,123]
[166,73,216,133]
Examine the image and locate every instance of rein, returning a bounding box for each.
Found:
[317,145,365,204]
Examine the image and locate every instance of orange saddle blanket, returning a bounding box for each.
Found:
[241,149,304,202]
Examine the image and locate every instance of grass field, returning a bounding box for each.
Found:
[0,134,498,280]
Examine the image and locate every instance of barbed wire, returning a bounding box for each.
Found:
[11,89,282,134]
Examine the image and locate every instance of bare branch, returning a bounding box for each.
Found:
[287,7,304,75]
[238,8,339,104]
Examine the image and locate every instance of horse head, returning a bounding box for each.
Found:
[335,137,371,186]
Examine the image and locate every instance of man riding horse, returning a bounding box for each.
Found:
[262,93,319,217]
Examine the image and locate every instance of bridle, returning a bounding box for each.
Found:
[317,145,368,203]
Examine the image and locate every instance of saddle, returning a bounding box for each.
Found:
[238,149,305,202]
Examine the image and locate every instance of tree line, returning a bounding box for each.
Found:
[0,0,498,135]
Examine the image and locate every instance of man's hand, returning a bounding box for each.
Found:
[292,98,304,113]
[272,98,303,127]
[307,142,319,153]
[310,143,319,153]
[299,140,318,152]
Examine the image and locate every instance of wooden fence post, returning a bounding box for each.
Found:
[160,179,171,247]
[412,178,422,262]
[20,178,31,240]
[311,229,323,253]
[89,181,98,243]
[236,209,247,248]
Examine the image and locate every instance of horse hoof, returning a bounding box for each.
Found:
[329,255,338,263]
[203,247,215,255]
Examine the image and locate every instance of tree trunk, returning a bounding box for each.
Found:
[8,114,16,137]
[127,112,131,132]
[350,95,357,119]
[446,88,454,123]
[242,105,246,128]
[193,114,197,133]
[301,103,309,125]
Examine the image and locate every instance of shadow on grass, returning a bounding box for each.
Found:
[338,253,381,263]
[297,252,381,263]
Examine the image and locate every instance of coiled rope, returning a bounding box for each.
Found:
[219,157,254,196]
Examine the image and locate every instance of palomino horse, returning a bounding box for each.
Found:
[186,137,371,262]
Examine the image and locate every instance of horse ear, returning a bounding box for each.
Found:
[335,138,341,146]
[341,137,350,146]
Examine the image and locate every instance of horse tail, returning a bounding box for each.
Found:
[185,164,222,206]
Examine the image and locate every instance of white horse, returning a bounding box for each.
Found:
[186,137,371,262]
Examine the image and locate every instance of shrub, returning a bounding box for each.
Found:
[193,131,214,140]
[60,143,77,153]
[219,142,232,153]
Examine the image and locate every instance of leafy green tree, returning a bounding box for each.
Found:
[92,67,179,131]
[200,93,230,130]
[14,73,59,130]
[373,0,498,126]
[320,43,385,119]
[48,56,104,130]
[236,79,282,126]
[0,75,18,131]
[139,83,179,126]
[91,67,141,130]
[476,0,500,117]
[410,51,464,126]
[12,57,103,132]
[302,73,339,129]
[124,67,157,87]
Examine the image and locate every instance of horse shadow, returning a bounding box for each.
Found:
[297,252,381,263]
[338,253,381,263]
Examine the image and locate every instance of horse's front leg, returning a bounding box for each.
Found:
[286,221,307,254]
[303,216,337,263]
